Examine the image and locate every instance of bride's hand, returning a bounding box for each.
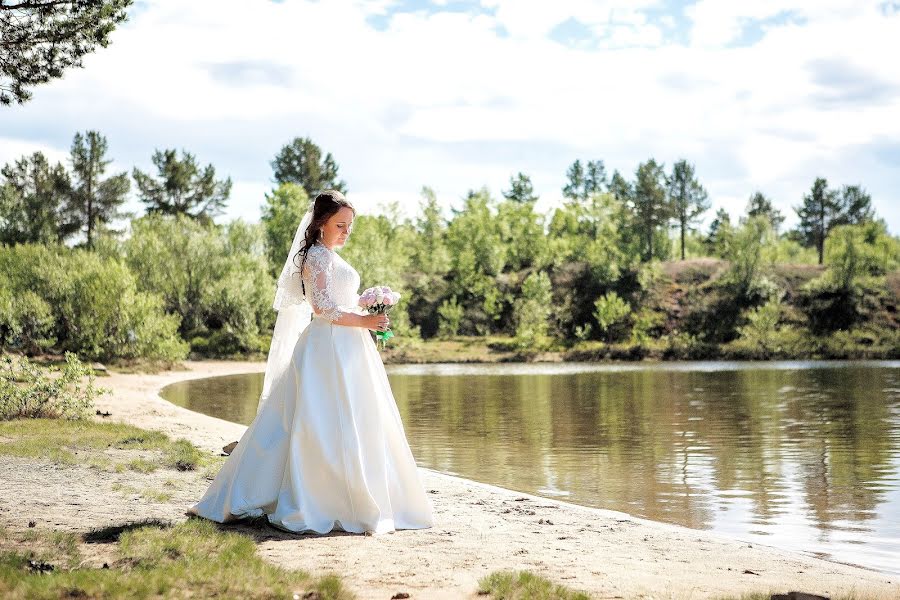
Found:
[364,313,390,332]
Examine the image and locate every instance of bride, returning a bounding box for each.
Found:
[188,190,434,535]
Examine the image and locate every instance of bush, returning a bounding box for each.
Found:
[123,215,274,355]
[0,245,187,361]
[0,353,105,420]
[593,291,630,341]
[0,288,55,353]
[513,271,552,349]
[437,296,463,338]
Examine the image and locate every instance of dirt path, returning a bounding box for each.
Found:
[2,361,897,599]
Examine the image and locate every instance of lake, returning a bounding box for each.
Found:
[161,360,900,574]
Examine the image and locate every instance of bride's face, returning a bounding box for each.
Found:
[321,207,355,249]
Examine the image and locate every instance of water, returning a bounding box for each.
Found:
[161,360,900,574]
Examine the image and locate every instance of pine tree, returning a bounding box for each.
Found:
[608,170,631,202]
[502,172,538,204]
[705,208,732,257]
[668,159,709,260]
[69,131,130,247]
[0,152,75,244]
[632,159,670,261]
[133,149,232,222]
[795,177,843,265]
[563,159,606,202]
[1,1,132,105]
[271,137,346,197]
[562,160,585,201]
[745,191,784,233]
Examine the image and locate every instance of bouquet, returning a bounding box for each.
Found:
[358,285,401,350]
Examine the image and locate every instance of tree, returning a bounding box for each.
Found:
[837,185,874,225]
[705,208,732,257]
[745,191,784,233]
[412,186,450,276]
[563,159,606,202]
[585,160,607,196]
[668,159,709,260]
[631,159,670,261]
[0,1,132,105]
[132,149,231,222]
[0,152,75,244]
[608,169,631,202]
[69,131,130,248]
[502,172,538,204]
[562,160,584,202]
[271,137,346,196]
[795,177,843,265]
[260,183,310,277]
[513,271,552,348]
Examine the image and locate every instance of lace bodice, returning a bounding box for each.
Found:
[299,243,361,322]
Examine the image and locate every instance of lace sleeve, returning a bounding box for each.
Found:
[302,245,344,322]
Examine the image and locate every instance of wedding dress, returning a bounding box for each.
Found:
[187,241,434,534]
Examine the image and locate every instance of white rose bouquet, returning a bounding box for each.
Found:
[358,285,401,350]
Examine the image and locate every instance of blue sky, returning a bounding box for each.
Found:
[2,0,899,234]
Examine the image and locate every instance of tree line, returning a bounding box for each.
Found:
[1,133,897,362]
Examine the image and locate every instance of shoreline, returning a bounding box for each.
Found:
[21,361,900,598]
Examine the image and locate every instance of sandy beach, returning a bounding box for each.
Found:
[3,360,898,599]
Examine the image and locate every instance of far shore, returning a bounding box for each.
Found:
[4,360,899,599]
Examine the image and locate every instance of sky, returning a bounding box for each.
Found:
[3,0,900,234]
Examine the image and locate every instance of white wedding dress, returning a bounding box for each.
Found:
[188,242,434,534]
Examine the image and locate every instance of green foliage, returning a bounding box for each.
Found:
[736,296,792,357]
[794,178,875,265]
[260,183,310,277]
[0,353,104,420]
[437,296,464,338]
[630,308,662,345]
[502,172,539,204]
[632,158,671,261]
[0,152,75,245]
[271,136,346,196]
[132,148,232,221]
[513,271,552,349]
[668,159,710,260]
[745,191,784,233]
[722,215,778,301]
[69,130,131,248]
[0,1,132,105]
[0,288,55,353]
[498,198,547,271]
[593,292,630,341]
[826,222,900,287]
[563,159,606,202]
[123,214,273,355]
[0,244,186,361]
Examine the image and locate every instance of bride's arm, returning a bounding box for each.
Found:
[305,248,386,330]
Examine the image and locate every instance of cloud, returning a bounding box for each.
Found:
[0,0,898,235]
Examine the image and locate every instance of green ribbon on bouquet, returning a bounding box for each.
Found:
[375,329,394,350]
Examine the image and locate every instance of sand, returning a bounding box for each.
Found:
[2,360,897,599]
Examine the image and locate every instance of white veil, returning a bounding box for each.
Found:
[257,206,315,413]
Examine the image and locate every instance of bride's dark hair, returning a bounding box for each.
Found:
[293,189,355,295]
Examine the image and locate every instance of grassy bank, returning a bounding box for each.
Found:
[0,519,352,600]
[478,570,893,600]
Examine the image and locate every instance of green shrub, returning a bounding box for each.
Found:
[593,291,630,341]
[123,215,274,355]
[513,271,552,349]
[0,245,187,361]
[0,288,55,353]
[437,296,464,338]
[0,353,105,420]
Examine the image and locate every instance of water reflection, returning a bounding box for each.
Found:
[161,361,900,574]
